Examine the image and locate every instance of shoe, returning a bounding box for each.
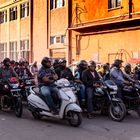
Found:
[51,109,59,115]
[87,113,94,119]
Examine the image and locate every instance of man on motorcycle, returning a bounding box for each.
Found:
[75,60,88,107]
[0,58,18,84]
[82,60,102,119]
[110,59,132,99]
[16,61,33,80]
[38,57,59,114]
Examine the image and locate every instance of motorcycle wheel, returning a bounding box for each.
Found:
[15,97,23,118]
[67,111,82,127]
[32,111,42,119]
[109,101,126,122]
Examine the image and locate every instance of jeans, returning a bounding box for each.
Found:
[86,87,94,113]
[40,86,59,110]
[79,83,86,100]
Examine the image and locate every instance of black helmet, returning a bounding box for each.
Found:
[58,59,67,64]
[53,59,59,68]
[19,60,25,66]
[78,60,88,69]
[3,58,11,66]
[124,63,131,68]
[41,57,51,68]
[53,59,59,65]
[113,59,123,67]
[88,60,96,67]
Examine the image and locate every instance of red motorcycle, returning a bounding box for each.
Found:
[0,77,23,117]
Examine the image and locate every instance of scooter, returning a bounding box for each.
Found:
[27,78,82,127]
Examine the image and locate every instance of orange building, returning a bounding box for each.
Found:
[0,0,69,63]
[1,0,140,65]
[0,0,31,62]
[69,0,140,64]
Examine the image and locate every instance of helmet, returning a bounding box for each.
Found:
[88,60,96,67]
[78,60,88,69]
[124,63,131,68]
[113,59,123,67]
[19,61,25,66]
[3,58,11,66]
[53,59,59,65]
[124,63,131,73]
[102,64,108,69]
[58,59,67,64]
[41,57,51,68]
[53,59,59,68]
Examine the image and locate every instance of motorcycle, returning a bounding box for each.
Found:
[122,81,140,116]
[27,78,82,127]
[20,77,35,101]
[92,80,126,122]
[0,77,23,117]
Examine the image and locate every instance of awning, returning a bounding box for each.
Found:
[128,58,140,64]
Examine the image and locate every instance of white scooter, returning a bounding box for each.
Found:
[27,78,82,127]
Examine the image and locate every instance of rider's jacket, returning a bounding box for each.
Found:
[16,67,32,79]
[38,66,56,87]
[110,66,126,86]
[82,69,101,87]
[0,66,18,83]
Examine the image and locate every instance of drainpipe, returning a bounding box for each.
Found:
[129,0,132,18]
[30,0,33,63]
[68,0,72,64]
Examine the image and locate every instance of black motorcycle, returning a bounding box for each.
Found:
[92,80,126,122]
[0,77,23,117]
[20,77,35,101]
[122,81,140,116]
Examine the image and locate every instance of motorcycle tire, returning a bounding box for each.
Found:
[67,111,82,127]
[15,97,23,118]
[109,101,126,122]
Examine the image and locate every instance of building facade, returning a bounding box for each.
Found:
[0,0,69,63]
[69,0,140,64]
[0,0,31,62]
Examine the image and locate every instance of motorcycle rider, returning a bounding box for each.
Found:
[16,61,33,80]
[75,60,88,107]
[123,63,135,80]
[38,57,59,114]
[0,58,18,84]
[82,60,102,119]
[110,59,132,99]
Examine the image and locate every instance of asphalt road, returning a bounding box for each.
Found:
[0,108,140,140]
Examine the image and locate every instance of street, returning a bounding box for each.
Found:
[0,107,140,140]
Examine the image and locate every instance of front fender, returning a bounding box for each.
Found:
[65,103,82,115]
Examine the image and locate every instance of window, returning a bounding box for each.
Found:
[20,2,29,18]
[108,0,122,9]
[50,35,66,44]
[0,43,7,61]
[50,0,65,9]
[20,40,29,61]
[10,6,17,21]
[9,41,18,60]
[0,10,7,24]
